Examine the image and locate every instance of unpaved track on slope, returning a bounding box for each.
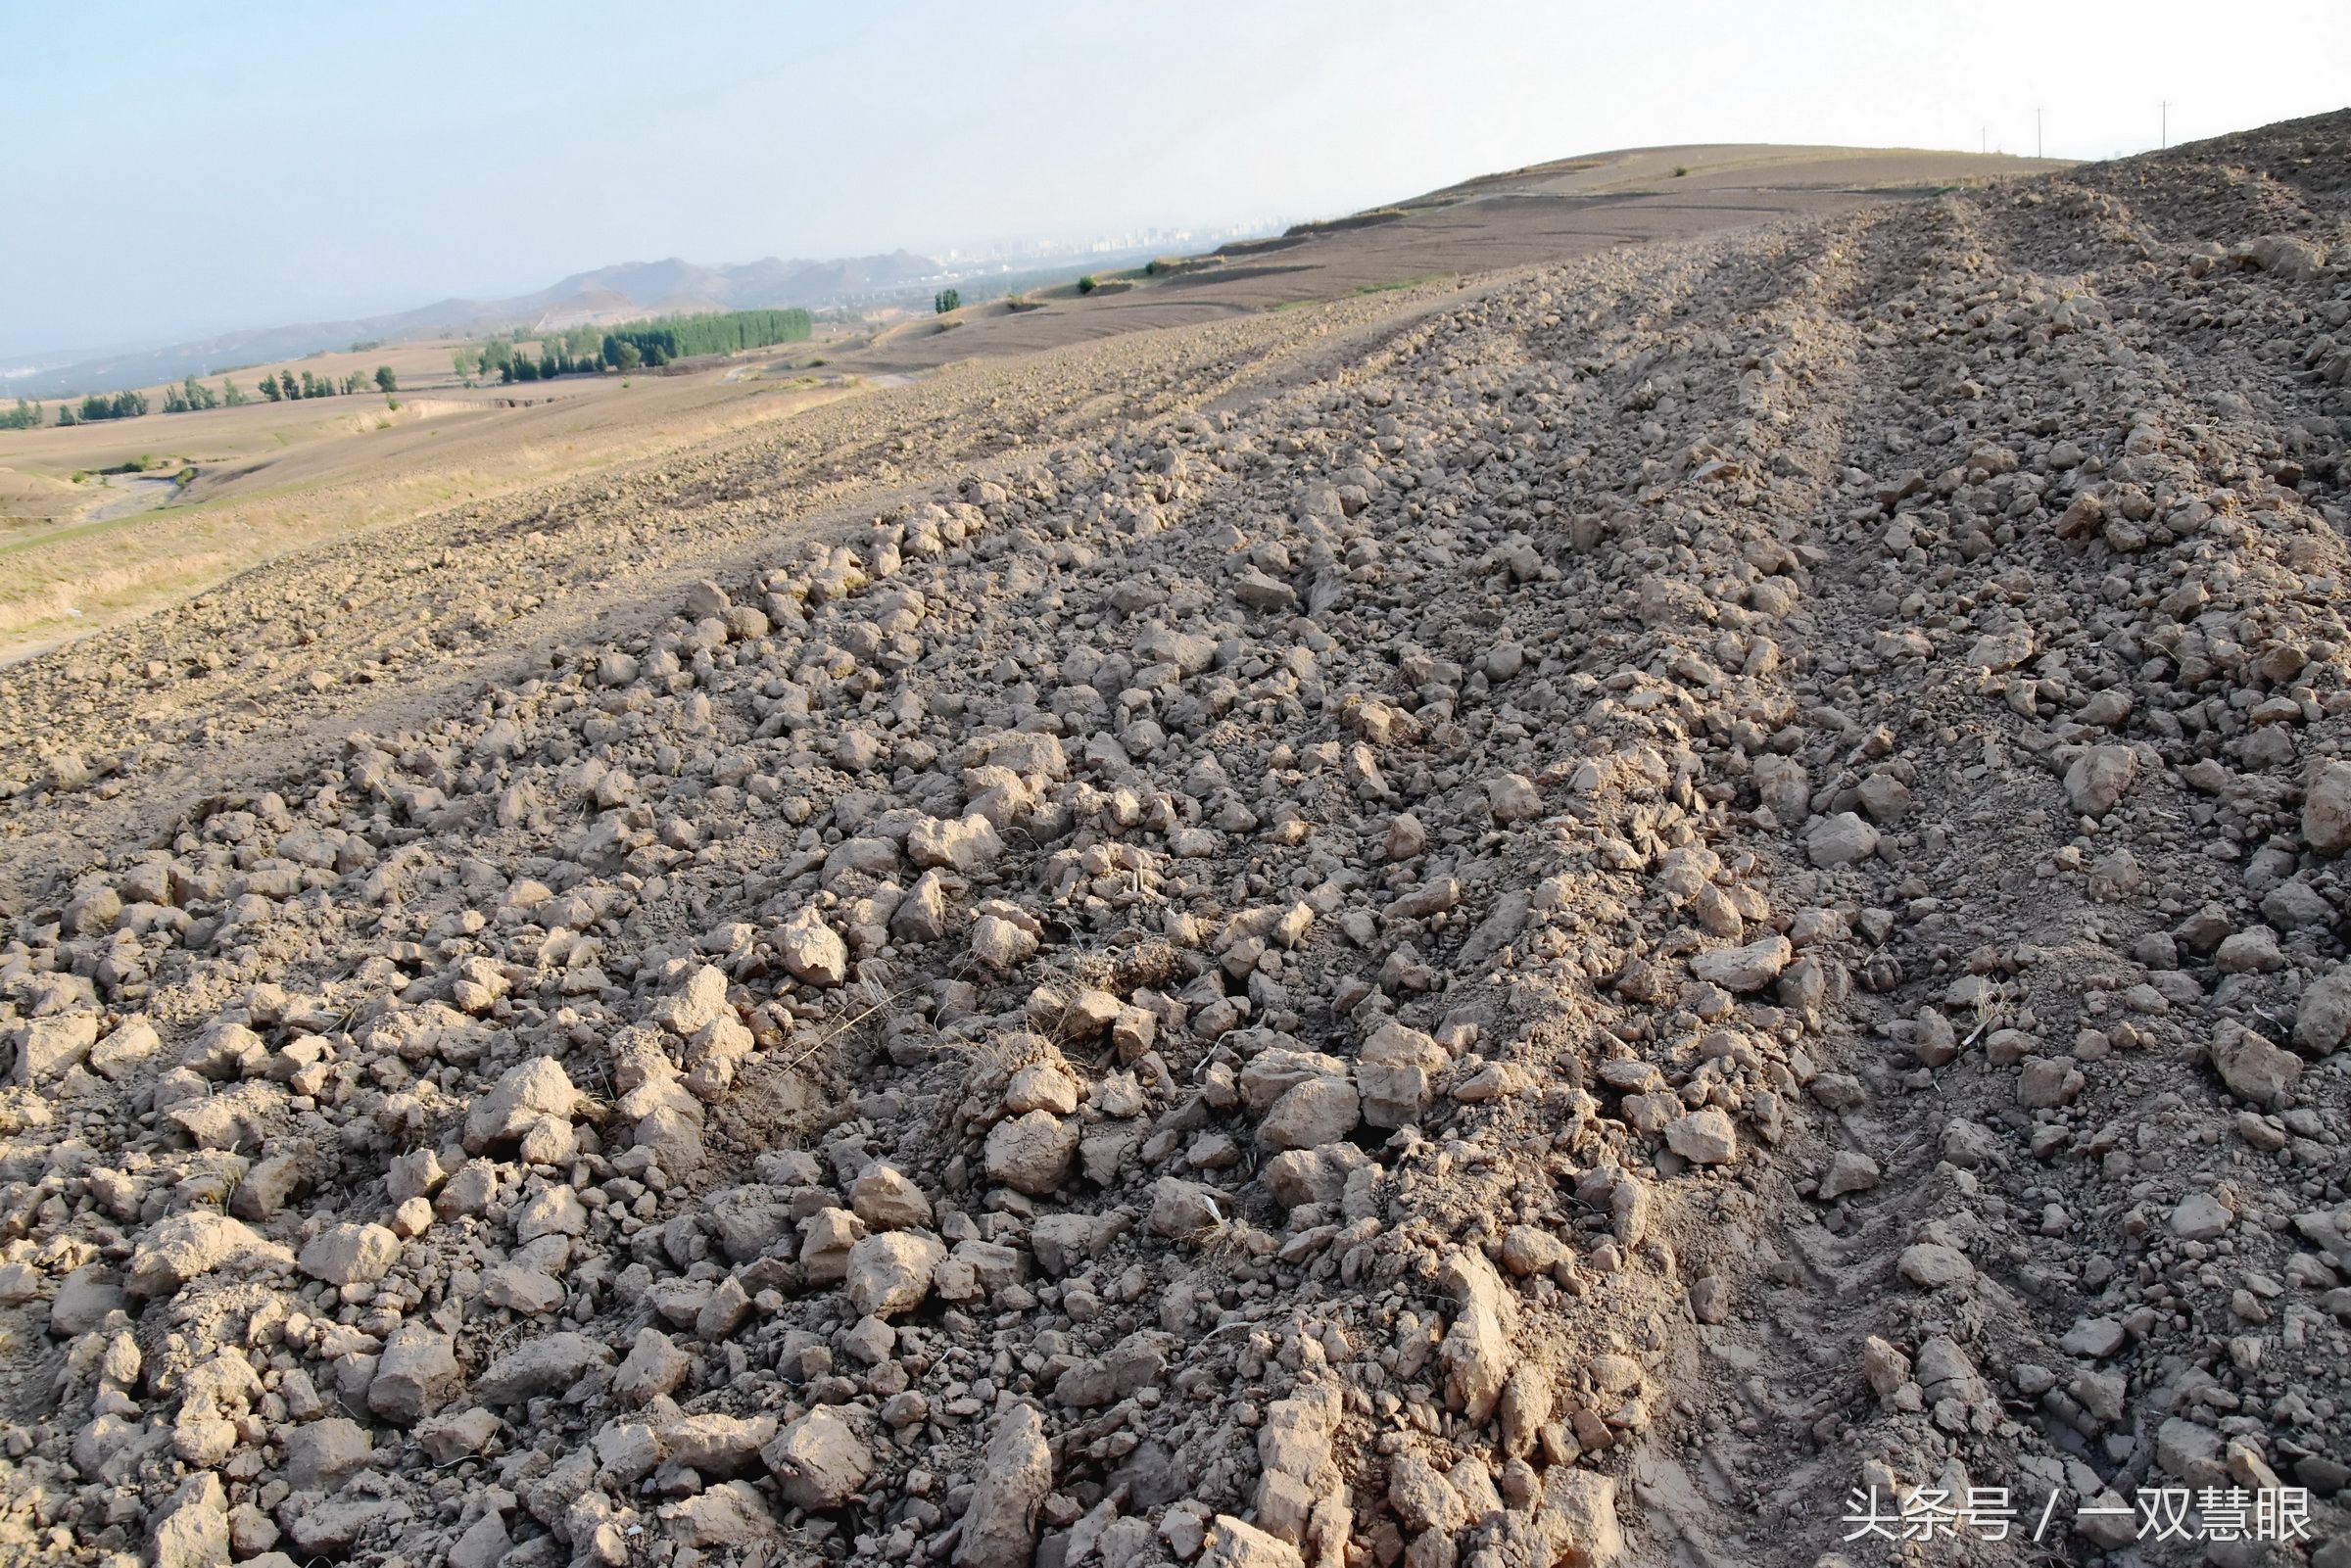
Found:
[0,113,2346,1568]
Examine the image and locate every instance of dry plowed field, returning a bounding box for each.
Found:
[0,114,2347,1568]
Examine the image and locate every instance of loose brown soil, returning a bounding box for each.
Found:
[0,116,2346,1568]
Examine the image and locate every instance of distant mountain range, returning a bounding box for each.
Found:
[3,251,944,399]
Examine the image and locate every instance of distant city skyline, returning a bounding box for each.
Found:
[936,218,1288,264]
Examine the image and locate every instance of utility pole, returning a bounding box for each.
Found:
[2037,108,2042,160]
[2160,101,2168,149]
[1980,125,1986,156]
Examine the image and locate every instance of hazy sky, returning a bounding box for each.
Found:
[4,1,2344,356]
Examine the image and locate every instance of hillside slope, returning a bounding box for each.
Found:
[837,142,2065,376]
[0,112,2347,1568]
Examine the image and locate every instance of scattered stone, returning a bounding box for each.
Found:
[474,1332,610,1402]
[1818,1151,1882,1199]
[1356,1022,1445,1127]
[664,1482,778,1548]
[844,1231,945,1318]
[1438,1246,1514,1424]
[2213,1025,2303,1105]
[1689,934,1792,993]
[614,1327,692,1404]
[369,1323,461,1425]
[1002,1061,1081,1116]
[1534,1469,1624,1567]
[127,1212,292,1297]
[298,1222,401,1286]
[1199,1515,1305,1568]
[148,1473,229,1568]
[1804,812,1879,867]
[764,1406,874,1510]
[779,905,850,986]
[984,1110,1078,1194]
[1664,1108,1739,1164]
[2170,1191,2233,1241]
[969,909,1040,971]
[462,1056,579,1157]
[1896,1243,1974,1290]
[285,1417,374,1491]
[1258,1076,1361,1151]
[2304,761,2351,855]
[952,1402,1052,1568]
[2064,744,2139,817]
[850,1164,933,1230]
[2295,964,2351,1056]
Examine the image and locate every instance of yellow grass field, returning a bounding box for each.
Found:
[0,364,851,657]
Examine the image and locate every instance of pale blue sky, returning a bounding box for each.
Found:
[3,0,2344,356]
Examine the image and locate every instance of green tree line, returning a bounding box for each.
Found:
[457,308,813,384]
[18,362,391,427]
[252,365,394,403]
[161,373,222,413]
[57,390,149,425]
[605,308,811,366]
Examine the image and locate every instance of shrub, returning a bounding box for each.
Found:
[1077,275,1097,295]
[934,288,960,314]
[1672,165,1690,178]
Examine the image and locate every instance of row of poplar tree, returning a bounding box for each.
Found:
[1,366,399,428]
[453,309,812,385]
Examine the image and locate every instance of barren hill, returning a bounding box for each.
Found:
[838,141,2067,375]
[511,253,945,327]
[0,113,2347,1568]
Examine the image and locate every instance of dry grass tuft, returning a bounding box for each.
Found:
[946,1025,1067,1093]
